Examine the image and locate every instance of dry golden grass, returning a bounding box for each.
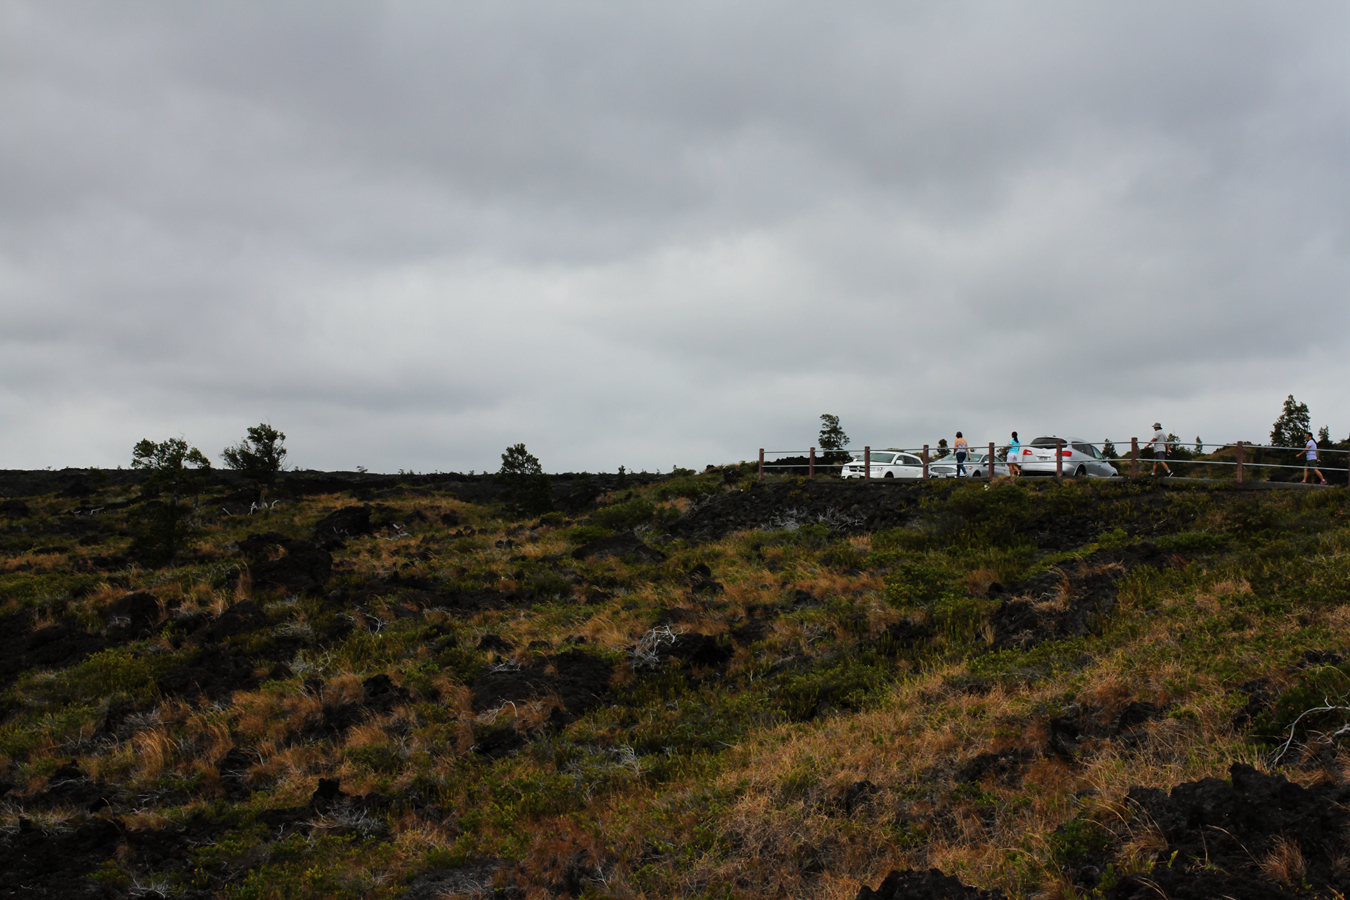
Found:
[323,673,366,707]
[1261,835,1306,885]
[230,688,323,749]
[249,744,335,795]
[131,726,180,780]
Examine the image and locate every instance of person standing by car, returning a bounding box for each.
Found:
[1301,431,1328,485]
[1148,423,1172,477]
[954,431,969,477]
[1007,431,1021,477]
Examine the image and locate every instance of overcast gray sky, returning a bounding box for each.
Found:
[3,1,1348,473]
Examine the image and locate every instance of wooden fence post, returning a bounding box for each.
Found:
[1056,439,1063,479]
[864,446,871,482]
[809,447,815,480]
[922,445,929,480]
[1130,437,1139,478]
[758,448,764,482]
[1236,441,1244,484]
[988,442,995,478]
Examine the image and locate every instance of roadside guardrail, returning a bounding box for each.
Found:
[754,440,1348,485]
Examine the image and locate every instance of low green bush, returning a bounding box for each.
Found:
[592,497,657,530]
[653,477,721,501]
[884,559,964,610]
[563,524,611,544]
[1156,531,1230,554]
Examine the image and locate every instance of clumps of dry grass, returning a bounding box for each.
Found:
[1260,835,1306,886]
[230,686,325,752]
[1193,577,1252,615]
[130,726,183,780]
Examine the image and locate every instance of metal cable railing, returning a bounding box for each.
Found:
[753,439,1348,484]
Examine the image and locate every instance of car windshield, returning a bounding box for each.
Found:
[869,452,896,464]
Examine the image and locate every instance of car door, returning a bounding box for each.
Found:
[1078,442,1111,477]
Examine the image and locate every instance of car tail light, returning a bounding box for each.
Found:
[1022,449,1032,455]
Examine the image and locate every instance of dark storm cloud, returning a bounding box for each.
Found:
[3,1,1349,471]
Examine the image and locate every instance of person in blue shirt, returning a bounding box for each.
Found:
[1301,432,1328,485]
[1006,431,1021,477]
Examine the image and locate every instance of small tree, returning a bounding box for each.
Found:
[1271,395,1311,449]
[498,443,553,516]
[935,438,949,459]
[818,414,850,464]
[1270,394,1312,476]
[129,437,212,567]
[1102,439,1118,460]
[222,423,288,489]
[1165,432,1190,461]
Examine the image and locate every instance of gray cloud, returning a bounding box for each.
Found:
[3,1,1349,473]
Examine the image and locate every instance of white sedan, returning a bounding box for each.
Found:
[1016,437,1118,477]
[840,449,925,479]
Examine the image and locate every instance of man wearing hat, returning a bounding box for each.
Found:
[1148,423,1172,477]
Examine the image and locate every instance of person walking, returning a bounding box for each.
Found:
[954,431,969,477]
[1301,431,1328,485]
[1006,431,1021,477]
[1148,423,1172,476]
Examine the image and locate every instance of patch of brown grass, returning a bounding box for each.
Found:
[1261,835,1306,886]
[131,726,181,780]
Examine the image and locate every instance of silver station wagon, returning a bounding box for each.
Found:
[1016,436,1119,477]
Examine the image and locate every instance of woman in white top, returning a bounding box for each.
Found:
[1301,431,1327,485]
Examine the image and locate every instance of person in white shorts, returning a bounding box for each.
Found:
[1301,432,1328,485]
[1006,431,1021,477]
[1149,423,1172,476]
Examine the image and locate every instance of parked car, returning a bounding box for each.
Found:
[929,452,1010,479]
[840,449,925,479]
[1016,436,1118,477]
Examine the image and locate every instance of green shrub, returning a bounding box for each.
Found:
[930,483,1038,548]
[1253,663,1350,748]
[1047,817,1112,867]
[871,527,933,554]
[524,570,573,600]
[773,656,889,722]
[1156,531,1230,554]
[820,542,866,569]
[346,742,402,773]
[592,498,657,531]
[885,560,963,610]
[563,524,612,544]
[653,478,721,502]
[50,646,172,707]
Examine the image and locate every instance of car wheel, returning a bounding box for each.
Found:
[883,471,893,478]
[1075,465,1086,476]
